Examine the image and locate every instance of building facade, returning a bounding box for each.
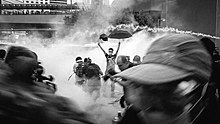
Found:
[1,0,68,4]
[2,0,24,4]
[50,0,67,4]
[24,0,49,4]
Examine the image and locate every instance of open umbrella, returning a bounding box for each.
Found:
[108,29,132,39]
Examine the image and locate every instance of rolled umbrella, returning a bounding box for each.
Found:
[99,33,108,41]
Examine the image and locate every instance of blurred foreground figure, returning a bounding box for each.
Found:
[0,46,96,124]
[113,34,217,124]
[199,37,220,124]
[32,63,56,93]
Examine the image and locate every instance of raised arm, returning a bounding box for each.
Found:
[115,42,121,56]
[98,43,107,55]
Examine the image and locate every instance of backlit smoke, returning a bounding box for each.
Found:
[108,24,220,39]
[3,0,218,122]
[7,22,219,123]
[9,26,160,124]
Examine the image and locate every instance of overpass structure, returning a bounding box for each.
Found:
[0,4,79,10]
[0,4,81,38]
[0,3,80,25]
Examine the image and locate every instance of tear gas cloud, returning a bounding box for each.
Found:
[14,28,160,124]
[4,0,217,123]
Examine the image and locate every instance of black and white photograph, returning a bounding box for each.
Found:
[0,0,220,124]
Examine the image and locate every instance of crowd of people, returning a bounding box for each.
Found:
[0,32,220,124]
[72,40,143,100]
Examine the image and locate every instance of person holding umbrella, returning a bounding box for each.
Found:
[98,41,121,97]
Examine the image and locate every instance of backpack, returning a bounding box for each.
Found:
[84,63,100,79]
[75,62,84,78]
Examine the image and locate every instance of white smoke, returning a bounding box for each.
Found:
[11,28,158,124]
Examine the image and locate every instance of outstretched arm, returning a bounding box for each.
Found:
[115,42,121,56]
[98,43,107,55]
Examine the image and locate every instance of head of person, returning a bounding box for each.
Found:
[117,55,130,71]
[5,46,38,82]
[84,57,91,65]
[36,65,44,75]
[108,48,114,55]
[133,55,141,65]
[76,56,82,63]
[114,34,211,119]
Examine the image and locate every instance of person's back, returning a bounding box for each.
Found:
[83,62,103,101]
[84,63,102,80]
[114,34,213,124]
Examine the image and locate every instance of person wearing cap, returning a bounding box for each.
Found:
[116,55,135,106]
[73,56,85,86]
[199,37,220,124]
[115,55,142,124]
[132,55,141,66]
[113,33,212,124]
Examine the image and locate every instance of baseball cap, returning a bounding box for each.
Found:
[114,33,212,85]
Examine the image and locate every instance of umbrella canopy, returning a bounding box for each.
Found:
[108,29,132,39]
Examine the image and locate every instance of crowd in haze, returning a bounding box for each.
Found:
[0,33,220,124]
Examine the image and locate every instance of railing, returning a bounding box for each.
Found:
[1,10,79,15]
[0,4,80,10]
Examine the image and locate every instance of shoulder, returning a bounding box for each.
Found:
[105,53,108,57]
[129,62,135,68]
[74,63,79,66]
[91,63,100,68]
